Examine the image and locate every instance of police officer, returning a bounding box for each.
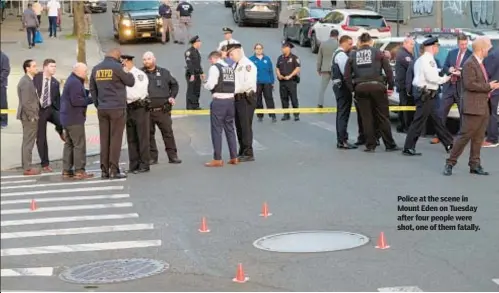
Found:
[217,27,244,55]
[402,37,454,156]
[227,43,257,162]
[175,0,194,44]
[331,35,357,149]
[276,41,301,121]
[220,45,235,66]
[395,37,415,133]
[344,33,399,152]
[122,55,150,174]
[90,48,135,179]
[141,51,182,165]
[185,35,204,110]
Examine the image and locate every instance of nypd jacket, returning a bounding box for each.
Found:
[90,57,135,110]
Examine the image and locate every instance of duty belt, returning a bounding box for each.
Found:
[357,81,384,86]
[234,91,255,100]
[127,100,147,110]
[150,107,166,112]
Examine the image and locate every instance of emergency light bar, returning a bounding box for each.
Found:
[412,28,461,34]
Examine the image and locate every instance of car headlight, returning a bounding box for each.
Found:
[121,19,132,26]
[156,18,163,25]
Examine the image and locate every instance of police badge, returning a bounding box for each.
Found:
[185,51,190,56]
[405,56,412,62]
[138,74,144,81]
[246,65,252,72]
[430,60,436,67]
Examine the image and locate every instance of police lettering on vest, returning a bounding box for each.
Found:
[212,63,235,94]
[351,47,383,84]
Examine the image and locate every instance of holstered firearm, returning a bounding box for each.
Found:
[415,86,438,102]
[235,91,256,105]
[127,99,149,110]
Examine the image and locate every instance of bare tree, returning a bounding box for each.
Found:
[74,1,86,64]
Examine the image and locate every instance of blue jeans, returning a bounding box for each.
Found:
[486,95,499,143]
[26,27,36,46]
[0,86,7,126]
[48,16,57,36]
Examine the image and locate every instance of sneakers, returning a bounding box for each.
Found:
[482,141,499,148]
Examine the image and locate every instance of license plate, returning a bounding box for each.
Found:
[251,5,268,12]
[142,32,151,38]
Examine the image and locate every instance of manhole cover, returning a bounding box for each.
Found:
[59,258,169,284]
[253,231,369,253]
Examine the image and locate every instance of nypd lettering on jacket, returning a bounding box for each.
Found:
[355,49,373,66]
[213,64,235,94]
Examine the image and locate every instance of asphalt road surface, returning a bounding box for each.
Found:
[1,2,499,291]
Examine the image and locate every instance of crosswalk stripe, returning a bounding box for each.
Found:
[378,287,423,292]
[1,194,130,205]
[2,202,133,215]
[1,267,54,277]
[1,240,162,256]
[1,213,140,227]
[493,279,499,286]
[1,186,124,198]
[1,170,100,180]
[1,179,37,185]
[1,223,154,239]
[1,178,126,190]
[309,121,336,132]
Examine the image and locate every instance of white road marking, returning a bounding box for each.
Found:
[1,267,54,277]
[309,121,336,132]
[1,179,37,185]
[2,202,133,215]
[493,279,499,286]
[1,240,162,256]
[1,186,124,198]
[378,287,423,292]
[1,213,139,227]
[1,178,126,190]
[1,194,130,205]
[1,223,154,239]
[1,170,101,179]
[253,139,267,151]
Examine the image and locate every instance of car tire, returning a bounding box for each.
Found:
[310,32,319,53]
[299,30,308,47]
[271,22,279,28]
[238,20,244,27]
[102,8,107,13]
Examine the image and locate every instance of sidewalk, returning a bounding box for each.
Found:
[0,14,125,171]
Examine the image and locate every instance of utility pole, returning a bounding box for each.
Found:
[435,0,443,29]
[396,1,400,37]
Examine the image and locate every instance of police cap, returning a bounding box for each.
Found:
[189,35,201,44]
[423,37,439,47]
[226,43,242,52]
[281,41,294,49]
[120,54,134,61]
[222,27,233,34]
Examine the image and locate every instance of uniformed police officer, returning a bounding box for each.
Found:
[122,55,150,174]
[185,35,204,110]
[175,0,194,44]
[344,33,399,152]
[217,27,244,55]
[276,41,301,121]
[203,51,238,167]
[395,37,415,133]
[90,48,135,179]
[141,51,182,165]
[227,43,258,162]
[402,37,454,156]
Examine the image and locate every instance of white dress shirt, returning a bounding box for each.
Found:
[412,52,450,90]
[217,38,245,55]
[126,67,149,103]
[234,56,257,94]
[204,59,234,99]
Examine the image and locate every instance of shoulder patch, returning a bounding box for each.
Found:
[185,51,190,56]
[296,58,300,64]
[429,60,436,67]
[405,56,412,62]
[137,74,144,82]
[246,65,252,72]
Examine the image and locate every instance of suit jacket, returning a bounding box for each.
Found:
[16,75,40,121]
[484,47,499,97]
[317,38,338,72]
[461,55,492,116]
[33,72,61,111]
[442,48,472,97]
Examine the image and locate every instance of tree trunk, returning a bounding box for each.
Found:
[74,1,86,64]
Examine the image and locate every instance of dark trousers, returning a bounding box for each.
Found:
[354,94,381,144]
[210,98,237,160]
[186,74,201,109]
[37,15,41,24]
[446,112,489,168]
[21,120,38,171]
[63,124,86,172]
[26,27,36,46]
[403,93,453,150]
[48,16,57,37]
[398,90,415,130]
[0,86,7,126]
[279,80,299,117]
[126,107,150,170]
[256,83,276,118]
[235,94,256,156]
[150,110,178,161]
[37,106,63,167]
[98,109,126,174]
[355,83,396,150]
[441,88,462,127]
[486,95,498,143]
[333,84,353,143]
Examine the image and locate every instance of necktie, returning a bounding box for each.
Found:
[479,62,491,99]
[42,78,50,107]
[451,51,464,83]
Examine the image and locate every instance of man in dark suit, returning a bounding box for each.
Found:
[0,50,10,128]
[444,37,499,176]
[483,46,499,147]
[33,58,64,172]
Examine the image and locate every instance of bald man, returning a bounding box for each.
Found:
[60,63,94,179]
[444,37,499,176]
[90,48,135,179]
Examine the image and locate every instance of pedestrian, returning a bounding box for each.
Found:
[84,4,92,35]
[394,37,415,133]
[0,50,10,128]
[89,48,135,179]
[217,27,244,55]
[22,3,39,49]
[316,29,338,108]
[249,43,276,123]
[17,59,40,176]
[122,54,151,174]
[203,51,238,167]
[331,35,357,149]
[33,0,42,24]
[60,63,94,179]
[276,41,301,121]
[227,43,257,161]
[175,0,193,44]
[184,35,204,110]
[401,37,454,156]
[142,51,182,165]
[33,58,65,172]
[482,42,499,148]
[344,33,399,152]
[443,37,499,176]
[159,0,175,44]
[46,0,60,38]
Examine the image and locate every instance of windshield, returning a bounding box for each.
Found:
[310,9,329,18]
[121,0,159,11]
[348,15,386,28]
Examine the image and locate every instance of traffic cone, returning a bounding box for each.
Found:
[232,263,249,283]
[198,217,210,233]
[30,199,37,211]
[259,202,272,217]
[375,232,390,249]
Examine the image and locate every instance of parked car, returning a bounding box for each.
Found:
[225,0,233,8]
[232,0,280,28]
[112,0,164,44]
[283,7,331,47]
[308,9,391,53]
[84,0,107,13]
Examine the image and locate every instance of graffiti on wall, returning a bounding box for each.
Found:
[412,0,434,15]
[443,0,467,15]
[470,0,495,26]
